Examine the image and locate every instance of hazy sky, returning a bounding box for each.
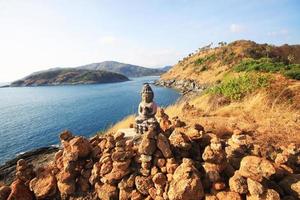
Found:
[0,0,299,82]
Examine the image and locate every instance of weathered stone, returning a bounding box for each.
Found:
[114,131,125,141]
[216,191,242,200]
[59,130,73,141]
[169,130,191,150]
[29,168,57,199]
[156,158,166,168]
[69,136,92,158]
[111,151,131,162]
[131,189,144,200]
[100,161,113,176]
[239,156,275,182]
[205,195,218,200]
[119,187,133,200]
[135,176,153,195]
[247,178,264,196]
[156,133,172,158]
[95,182,118,200]
[152,173,167,187]
[138,137,156,155]
[140,154,152,163]
[15,159,35,183]
[246,189,280,200]
[151,166,159,176]
[0,186,11,200]
[185,127,203,140]
[168,159,204,200]
[202,145,226,164]
[212,181,226,191]
[7,179,34,200]
[229,171,248,194]
[57,180,75,196]
[141,161,151,169]
[89,162,101,185]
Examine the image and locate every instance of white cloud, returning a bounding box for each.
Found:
[230,23,243,33]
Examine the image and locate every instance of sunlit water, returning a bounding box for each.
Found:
[0,76,180,164]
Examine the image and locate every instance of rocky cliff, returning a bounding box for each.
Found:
[10,69,129,87]
[0,110,299,200]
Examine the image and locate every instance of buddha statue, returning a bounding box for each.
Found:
[135,83,158,134]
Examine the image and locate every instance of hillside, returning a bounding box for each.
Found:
[161,40,300,85]
[77,61,164,77]
[10,69,129,87]
[155,40,300,148]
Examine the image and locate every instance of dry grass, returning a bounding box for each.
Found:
[105,115,135,134]
[186,88,300,146]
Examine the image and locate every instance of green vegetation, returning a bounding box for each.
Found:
[208,73,270,100]
[234,57,300,80]
[194,54,216,66]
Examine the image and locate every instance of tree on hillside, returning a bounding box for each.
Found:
[287,54,295,64]
[218,41,227,47]
[265,46,271,58]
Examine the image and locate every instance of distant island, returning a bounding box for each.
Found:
[76,61,166,77]
[5,61,172,87]
[10,69,129,87]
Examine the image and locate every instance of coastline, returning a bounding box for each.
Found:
[0,146,59,185]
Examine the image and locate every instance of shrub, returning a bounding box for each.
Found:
[194,54,216,66]
[284,67,300,80]
[234,57,300,80]
[208,73,270,100]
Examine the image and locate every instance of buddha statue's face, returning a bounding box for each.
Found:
[142,92,153,103]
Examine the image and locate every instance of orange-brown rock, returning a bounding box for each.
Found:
[247,178,264,196]
[185,126,203,140]
[216,191,242,200]
[29,168,57,199]
[131,189,144,200]
[239,156,276,182]
[156,133,172,158]
[169,130,191,150]
[168,159,204,200]
[15,159,35,183]
[246,189,280,200]
[212,181,226,191]
[152,173,167,187]
[95,182,118,200]
[59,130,73,142]
[229,171,248,194]
[138,137,156,156]
[135,176,153,195]
[7,179,34,200]
[0,185,11,200]
[69,136,92,158]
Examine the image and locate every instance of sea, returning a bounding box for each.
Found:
[0,76,180,164]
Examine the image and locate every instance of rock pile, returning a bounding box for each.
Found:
[0,112,299,200]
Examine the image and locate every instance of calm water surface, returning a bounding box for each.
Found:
[0,77,180,164]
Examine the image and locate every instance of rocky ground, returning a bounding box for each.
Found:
[154,79,205,94]
[0,109,299,200]
[0,147,58,185]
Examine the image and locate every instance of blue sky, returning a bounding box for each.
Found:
[0,0,299,82]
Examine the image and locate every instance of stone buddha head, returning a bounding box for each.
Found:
[141,83,154,103]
